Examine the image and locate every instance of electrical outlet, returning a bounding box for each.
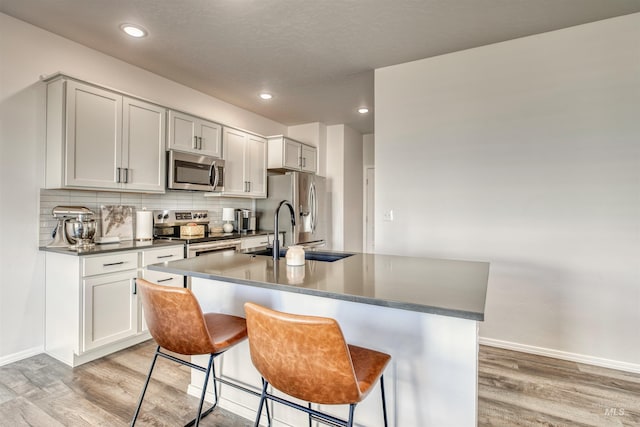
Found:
[383,210,394,222]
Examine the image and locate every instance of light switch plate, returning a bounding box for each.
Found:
[383,210,394,221]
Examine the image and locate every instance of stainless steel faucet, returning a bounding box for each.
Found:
[273,200,296,261]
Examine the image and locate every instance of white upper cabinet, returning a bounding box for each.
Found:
[221,127,267,198]
[267,135,317,173]
[122,97,166,192]
[63,81,123,189]
[46,77,166,193]
[300,144,317,173]
[167,110,222,158]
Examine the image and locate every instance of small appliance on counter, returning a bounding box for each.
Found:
[234,209,256,233]
[49,206,97,248]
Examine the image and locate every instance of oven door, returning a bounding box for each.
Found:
[187,239,241,258]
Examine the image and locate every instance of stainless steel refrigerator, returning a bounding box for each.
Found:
[256,172,327,247]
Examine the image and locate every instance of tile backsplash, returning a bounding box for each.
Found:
[39,189,254,246]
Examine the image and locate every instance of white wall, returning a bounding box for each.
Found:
[326,125,345,250]
[375,13,640,369]
[363,133,375,166]
[343,125,363,252]
[326,124,363,252]
[0,13,286,363]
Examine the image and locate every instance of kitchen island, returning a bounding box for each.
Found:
[149,250,489,426]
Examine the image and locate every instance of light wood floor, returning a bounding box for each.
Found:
[0,341,638,426]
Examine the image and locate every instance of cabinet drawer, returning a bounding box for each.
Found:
[141,246,184,267]
[142,269,184,288]
[83,252,138,277]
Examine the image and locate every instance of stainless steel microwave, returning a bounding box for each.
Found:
[167,150,225,192]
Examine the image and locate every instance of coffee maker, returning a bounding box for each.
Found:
[234,209,256,232]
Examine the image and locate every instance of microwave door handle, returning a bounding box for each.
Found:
[209,161,219,189]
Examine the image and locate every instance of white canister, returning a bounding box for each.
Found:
[286,245,305,266]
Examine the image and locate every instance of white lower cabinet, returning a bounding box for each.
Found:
[44,244,184,367]
[83,270,137,352]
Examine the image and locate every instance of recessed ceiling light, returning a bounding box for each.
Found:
[259,93,273,100]
[358,107,369,114]
[120,23,147,38]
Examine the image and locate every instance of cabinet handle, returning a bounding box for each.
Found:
[193,135,198,149]
[132,278,137,295]
[247,181,251,192]
[199,136,203,150]
[103,261,125,267]
[157,277,174,283]
[124,168,129,183]
[157,254,174,259]
[116,167,121,183]
[302,157,306,168]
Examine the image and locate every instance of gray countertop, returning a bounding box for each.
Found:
[148,251,489,321]
[39,239,185,255]
[39,230,277,256]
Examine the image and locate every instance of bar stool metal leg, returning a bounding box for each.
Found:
[131,346,161,426]
[194,354,215,427]
[380,375,388,427]
[346,404,356,427]
[254,379,269,427]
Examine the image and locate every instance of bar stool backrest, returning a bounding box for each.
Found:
[244,302,362,404]
[137,279,216,355]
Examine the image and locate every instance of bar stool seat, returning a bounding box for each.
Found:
[244,302,391,427]
[131,279,257,427]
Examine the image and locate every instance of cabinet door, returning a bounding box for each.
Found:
[65,81,122,189]
[222,127,247,195]
[283,138,301,169]
[83,270,137,352]
[301,145,317,173]
[246,134,267,197]
[122,98,166,192]
[167,110,197,152]
[198,120,222,158]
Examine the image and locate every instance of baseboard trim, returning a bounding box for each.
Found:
[0,345,44,367]
[479,337,640,374]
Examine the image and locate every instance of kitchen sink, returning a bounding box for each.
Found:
[246,248,354,262]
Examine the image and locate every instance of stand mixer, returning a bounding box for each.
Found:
[49,206,97,248]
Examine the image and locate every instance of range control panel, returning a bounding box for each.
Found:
[153,210,209,225]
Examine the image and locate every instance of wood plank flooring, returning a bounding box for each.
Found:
[1,341,638,426]
[479,346,640,427]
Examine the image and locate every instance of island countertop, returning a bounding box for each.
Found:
[148,250,489,321]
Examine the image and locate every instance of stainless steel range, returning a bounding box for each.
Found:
[153,210,241,258]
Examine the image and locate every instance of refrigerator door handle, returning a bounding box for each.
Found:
[310,181,317,233]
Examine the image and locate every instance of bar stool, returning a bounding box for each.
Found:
[244,302,391,427]
[131,279,258,427]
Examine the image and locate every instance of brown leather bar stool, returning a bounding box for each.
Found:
[132,279,258,427]
[244,302,391,427]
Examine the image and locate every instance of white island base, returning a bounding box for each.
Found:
[189,277,479,427]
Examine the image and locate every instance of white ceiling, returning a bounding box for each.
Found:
[2,0,640,134]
